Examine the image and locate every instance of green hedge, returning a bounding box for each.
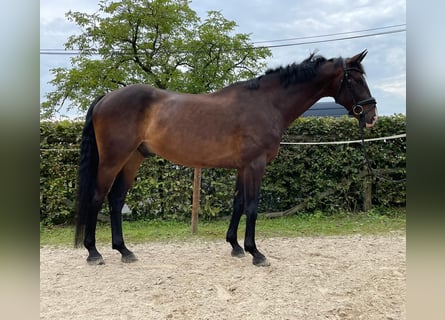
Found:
[40,115,406,225]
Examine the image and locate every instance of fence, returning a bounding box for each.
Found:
[40,116,406,225]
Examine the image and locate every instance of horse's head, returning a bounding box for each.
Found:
[334,50,377,128]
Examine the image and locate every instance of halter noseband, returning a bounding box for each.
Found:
[336,59,376,118]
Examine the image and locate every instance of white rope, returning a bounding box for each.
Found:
[40,148,79,152]
[40,133,406,151]
[280,133,406,145]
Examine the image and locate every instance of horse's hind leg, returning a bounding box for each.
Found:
[84,152,136,264]
[108,151,144,263]
[84,192,106,265]
[84,184,113,265]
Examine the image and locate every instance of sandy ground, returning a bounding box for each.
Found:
[40,233,405,320]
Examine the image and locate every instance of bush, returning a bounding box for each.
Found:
[40,115,406,225]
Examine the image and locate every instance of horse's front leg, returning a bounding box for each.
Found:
[241,159,270,266]
[244,199,269,266]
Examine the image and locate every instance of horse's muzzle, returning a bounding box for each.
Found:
[353,97,377,128]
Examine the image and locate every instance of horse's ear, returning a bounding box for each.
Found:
[352,49,368,63]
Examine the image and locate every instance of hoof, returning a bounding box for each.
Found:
[252,256,270,267]
[121,253,138,263]
[231,247,246,258]
[87,255,105,265]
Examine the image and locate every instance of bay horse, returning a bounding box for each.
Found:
[75,50,377,266]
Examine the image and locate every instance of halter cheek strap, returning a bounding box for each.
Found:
[336,58,376,117]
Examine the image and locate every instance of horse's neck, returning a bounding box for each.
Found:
[272,81,334,128]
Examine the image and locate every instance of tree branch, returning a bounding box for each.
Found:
[260,173,367,218]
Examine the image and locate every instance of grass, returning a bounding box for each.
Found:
[40,208,405,246]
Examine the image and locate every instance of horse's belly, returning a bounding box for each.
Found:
[146,135,241,169]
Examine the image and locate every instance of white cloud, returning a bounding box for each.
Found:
[40,0,97,21]
[375,75,406,99]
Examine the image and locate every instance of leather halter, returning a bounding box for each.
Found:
[335,59,405,183]
[335,58,377,120]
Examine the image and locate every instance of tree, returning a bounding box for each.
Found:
[41,0,271,118]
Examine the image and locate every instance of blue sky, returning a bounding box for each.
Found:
[40,0,406,118]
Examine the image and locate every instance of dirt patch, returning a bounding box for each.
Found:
[40,233,405,319]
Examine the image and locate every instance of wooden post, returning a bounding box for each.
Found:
[191,168,201,234]
[362,168,372,212]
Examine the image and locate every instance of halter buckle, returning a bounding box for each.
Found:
[353,105,364,116]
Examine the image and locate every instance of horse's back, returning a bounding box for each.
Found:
[93,84,162,116]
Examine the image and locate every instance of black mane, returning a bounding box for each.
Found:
[244,53,331,89]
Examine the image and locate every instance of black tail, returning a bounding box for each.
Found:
[74,96,104,248]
